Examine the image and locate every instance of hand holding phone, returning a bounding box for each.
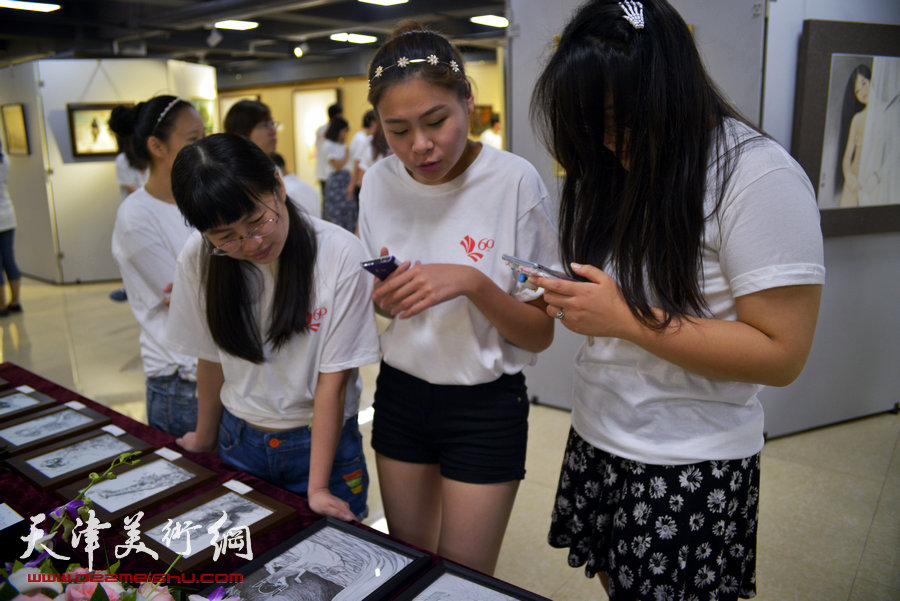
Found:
[502,254,573,287]
[361,255,400,280]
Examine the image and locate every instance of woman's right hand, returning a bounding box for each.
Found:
[176,430,217,453]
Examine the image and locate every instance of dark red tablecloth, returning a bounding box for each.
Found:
[0,362,435,593]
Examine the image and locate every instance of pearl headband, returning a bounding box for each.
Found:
[369,55,461,88]
[153,97,182,131]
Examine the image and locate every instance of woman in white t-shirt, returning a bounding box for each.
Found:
[167,133,380,521]
[358,22,558,575]
[321,117,355,232]
[529,2,825,599]
[109,96,205,438]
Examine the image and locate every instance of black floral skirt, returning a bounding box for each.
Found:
[548,427,759,600]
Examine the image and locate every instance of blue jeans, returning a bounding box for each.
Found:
[218,409,369,520]
[0,228,21,284]
[146,374,198,438]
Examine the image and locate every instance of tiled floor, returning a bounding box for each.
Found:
[5,276,898,600]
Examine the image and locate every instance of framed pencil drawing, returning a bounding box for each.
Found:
[1,104,29,156]
[394,561,552,601]
[215,516,430,601]
[140,482,296,573]
[0,387,57,424]
[57,451,216,522]
[6,428,152,490]
[0,404,111,456]
[791,20,900,236]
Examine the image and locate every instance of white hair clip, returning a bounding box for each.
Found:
[619,1,645,30]
[369,55,462,88]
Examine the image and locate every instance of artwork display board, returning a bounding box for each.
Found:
[218,516,430,601]
[0,403,111,456]
[6,427,152,490]
[140,481,297,573]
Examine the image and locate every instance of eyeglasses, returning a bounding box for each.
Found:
[254,120,281,131]
[205,205,280,256]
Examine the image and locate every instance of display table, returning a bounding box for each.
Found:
[0,362,549,600]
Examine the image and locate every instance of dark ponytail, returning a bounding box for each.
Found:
[108,96,191,171]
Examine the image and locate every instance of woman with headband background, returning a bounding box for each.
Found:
[530,1,824,598]
[109,96,205,437]
[358,21,559,575]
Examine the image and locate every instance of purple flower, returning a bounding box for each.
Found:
[50,500,85,522]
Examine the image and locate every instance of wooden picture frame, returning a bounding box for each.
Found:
[66,103,121,157]
[0,403,111,456]
[0,386,58,424]
[214,516,430,601]
[1,103,30,156]
[6,427,152,490]
[394,560,551,601]
[139,482,297,573]
[790,20,900,236]
[57,451,216,522]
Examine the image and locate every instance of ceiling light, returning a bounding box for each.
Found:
[214,20,258,31]
[0,0,61,11]
[293,45,304,58]
[330,33,378,44]
[470,15,509,28]
[358,0,408,6]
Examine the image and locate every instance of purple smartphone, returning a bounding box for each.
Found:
[361,255,400,280]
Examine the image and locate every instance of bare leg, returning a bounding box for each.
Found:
[599,572,610,595]
[375,453,442,552]
[437,478,520,575]
[9,279,19,305]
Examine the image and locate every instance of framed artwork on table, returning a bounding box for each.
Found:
[66,103,121,157]
[394,561,551,601]
[0,386,58,424]
[0,403,111,456]
[139,481,297,573]
[790,20,900,236]
[1,103,30,156]
[214,516,430,601]
[6,426,152,490]
[57,450,216,522]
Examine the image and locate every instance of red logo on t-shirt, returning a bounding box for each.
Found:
[307,306,328,332]
[461,236,494,262]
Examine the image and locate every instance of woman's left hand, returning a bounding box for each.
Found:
[307,487,355,521]
[533,263,634,339]
[372,262,479,319]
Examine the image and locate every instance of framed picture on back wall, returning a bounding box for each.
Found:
[66,103,121,158]
[1,103,30,156]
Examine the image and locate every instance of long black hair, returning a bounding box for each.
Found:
[834,62,871,193]
[531,0,761,329]
[108,96,191,171]
[171,133,318,363]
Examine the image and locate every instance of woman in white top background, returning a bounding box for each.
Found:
[0,141,22,316]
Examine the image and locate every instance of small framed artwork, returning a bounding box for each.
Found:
[394,561,551,601]
[6,426,153,490]
[139,481,297,573]
[190,98,216,134]
[215,516,430,601]
[0,403,111,456]
[57,450,216,522]
[0,386,58,424]
[1,103,30,156]
[66,103,121,157]
[791,20,900,236]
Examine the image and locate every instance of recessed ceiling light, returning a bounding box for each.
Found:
[0,0,60,11]
[358,0,408,6]
[293,45,304,58]
[214,20,258,31]
[470,15,509,28]
[330,33,378,44]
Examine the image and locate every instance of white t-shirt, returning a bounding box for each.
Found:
[0,155,15,232]
[111,187,197,379]
[281,172,321,219]
[358,144,559,385]
[479,128,502,149]
[314,122,329,181]
[347,130,372,170]
[115,153,148,202]
[321,139,347,179]
[572,120,826,465]
[165,217,381,430]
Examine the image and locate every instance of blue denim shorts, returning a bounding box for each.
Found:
[146,373,198,438]
[218,408,369,520]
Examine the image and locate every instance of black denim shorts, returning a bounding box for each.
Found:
[371,361,530,484]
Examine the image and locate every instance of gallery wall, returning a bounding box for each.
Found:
[0,59,216,283]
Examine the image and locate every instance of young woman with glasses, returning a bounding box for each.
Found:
[109,95,205,438]
[166,133,380,521]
